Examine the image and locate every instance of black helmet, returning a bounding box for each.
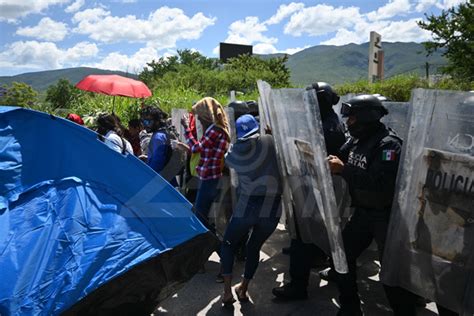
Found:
[341,94,388,123]
[306,82,340,109]
[228,100,250,120]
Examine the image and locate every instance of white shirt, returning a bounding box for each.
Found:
[104,130,133,154]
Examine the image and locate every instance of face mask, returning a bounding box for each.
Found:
[142,119,153,132]
[347,121,366,139]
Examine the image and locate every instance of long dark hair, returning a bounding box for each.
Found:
[96,114,121,136]
[140,105,168,132]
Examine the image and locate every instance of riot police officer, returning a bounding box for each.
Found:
[327,95,416,315]
[272,82,346,300]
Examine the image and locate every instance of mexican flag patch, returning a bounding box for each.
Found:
[382,149,397,161]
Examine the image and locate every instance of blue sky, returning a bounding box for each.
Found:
[0,0,466,76]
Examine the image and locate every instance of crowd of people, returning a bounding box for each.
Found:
[65,85,458,316]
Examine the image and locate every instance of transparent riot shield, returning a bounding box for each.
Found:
[210,108,237,238]
[258,81,296,236]
[258,80,347,273]
[380,102,409,141]
[381,89,474,315]
[333,93,356,122]
[171,107,237,239]
[171,108,189,143]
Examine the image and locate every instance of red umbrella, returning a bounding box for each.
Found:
[76,74,152,98]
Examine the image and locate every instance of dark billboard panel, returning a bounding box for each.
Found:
[219,42,253,62]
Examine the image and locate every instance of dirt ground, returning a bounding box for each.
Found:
[155,224,439,316]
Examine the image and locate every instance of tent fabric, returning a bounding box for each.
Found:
[0,106,215,315]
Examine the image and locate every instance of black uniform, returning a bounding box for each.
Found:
[336,123,416,315]
[288,108,346,290]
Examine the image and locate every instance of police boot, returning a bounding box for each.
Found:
[272,283,308,301]
[318,267,337,282]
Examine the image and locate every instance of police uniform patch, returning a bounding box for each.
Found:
[382,149,396,161]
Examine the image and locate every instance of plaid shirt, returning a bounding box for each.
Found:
[184,124,229,180]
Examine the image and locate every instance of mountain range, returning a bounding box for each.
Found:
[0,42,446,91]
[0,68,137,92]
[286,42,445,85]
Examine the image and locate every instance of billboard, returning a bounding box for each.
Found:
[220,42,253,63]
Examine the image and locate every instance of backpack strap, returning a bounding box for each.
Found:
[120,136,127,154]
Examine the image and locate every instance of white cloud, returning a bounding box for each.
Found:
[436,0,467,9]
[284,5,362,37]
[253,43,278,54]
[265,2,305,25]
[65,0,84,13]
[282,45,310,55]
[0,0,69,22]
[321,18,432,45]
[16,17,68,41]
[321,29,362,45]
[0,40,98,70]
[224,16,278,46]
[253,44,310,55]
[71,6,216,49]
[214,42,309,56]
[379,18,433,42]
[415,0,467,11]
[72,8,109,23]
[367,0,411,21]
[415,0,438,12]
[88,46,161,74]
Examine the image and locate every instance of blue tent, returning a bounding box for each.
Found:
[0,107,217,315]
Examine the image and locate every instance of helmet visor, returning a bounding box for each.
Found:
[341,102,353,117]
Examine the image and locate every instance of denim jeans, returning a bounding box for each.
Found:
[194,178,221,232]
[221,195,281,279]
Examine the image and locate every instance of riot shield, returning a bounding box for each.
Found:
[381,89,474,315]
[380,102,409,141]
[257,80,347,273]
[210,108,237,238]
[333,93,355,123]
[171,108,237,239]
[258,81,296,236]
[171,108,189,143]
[334,95,409,141]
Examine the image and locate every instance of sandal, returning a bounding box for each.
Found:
[235,286,250,302]
[222,296,236,309]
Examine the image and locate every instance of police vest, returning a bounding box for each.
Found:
[342,127,402,211]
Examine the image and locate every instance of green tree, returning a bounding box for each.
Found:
[139,55,179,87]
[226,54,291,89]
[45,78,82,109]
[418,1,474,81]
[177,49,218,69]
[139,49,219,88]
[1,82,38,107]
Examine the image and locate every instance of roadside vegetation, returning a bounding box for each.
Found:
[0,2,472,126]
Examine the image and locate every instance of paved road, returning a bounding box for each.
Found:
[156,224,439,315]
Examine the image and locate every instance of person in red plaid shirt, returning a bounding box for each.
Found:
[180,97,230,233]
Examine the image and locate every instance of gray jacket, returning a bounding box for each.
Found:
[225,134,282,197]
